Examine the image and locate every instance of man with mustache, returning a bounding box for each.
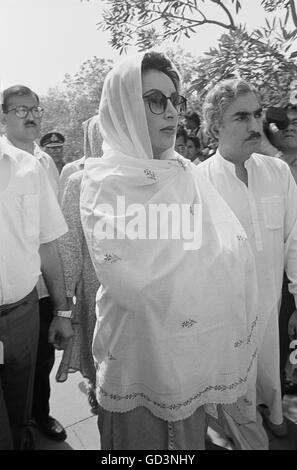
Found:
[1,85,69,447]
[197,79,297,449]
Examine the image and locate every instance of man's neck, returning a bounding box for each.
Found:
[281,148,297,164]
[6,134,34,155]
[219,148,250,186]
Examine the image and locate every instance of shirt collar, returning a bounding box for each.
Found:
[215,149,256,173]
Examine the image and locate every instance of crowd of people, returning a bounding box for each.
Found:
[1,49,297,451]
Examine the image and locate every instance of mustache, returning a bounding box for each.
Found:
[24,120,37,126]
[246,132,261,141]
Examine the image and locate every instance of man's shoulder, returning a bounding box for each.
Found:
[62,157,84,173]
[0,136,39,168]
[252,152,289,172]
[34,144,51,162]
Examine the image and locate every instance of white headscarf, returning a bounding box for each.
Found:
[80,51,259,422]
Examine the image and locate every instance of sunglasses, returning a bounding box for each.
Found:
[5,106,44,119]
[143,91,187,115]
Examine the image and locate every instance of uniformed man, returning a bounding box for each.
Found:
[40,132,65,174]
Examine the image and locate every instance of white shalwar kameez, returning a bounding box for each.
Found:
[198,150,297,433]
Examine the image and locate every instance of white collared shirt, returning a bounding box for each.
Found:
[0,138,67,304]
[198,150,297,309]
[1,135,60,199]
[33,142,60,199]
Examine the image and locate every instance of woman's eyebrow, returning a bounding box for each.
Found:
[142,89,160,97]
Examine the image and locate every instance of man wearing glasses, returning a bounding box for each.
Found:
[1,85,69,447]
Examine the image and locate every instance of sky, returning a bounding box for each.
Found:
[0,0,278,96]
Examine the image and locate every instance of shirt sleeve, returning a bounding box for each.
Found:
[38,162,68,244]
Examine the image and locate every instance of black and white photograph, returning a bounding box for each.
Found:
[0,0,297,454]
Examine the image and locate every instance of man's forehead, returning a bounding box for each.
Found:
[7,93,38,107]
[224,93,260,115]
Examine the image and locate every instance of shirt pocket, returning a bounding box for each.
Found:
[261,196,283,230]
[20,194,40,239]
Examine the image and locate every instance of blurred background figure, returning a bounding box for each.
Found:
[40,131,65,174]
[184,111,201,136]
[263,104,297,397]
[56,115,102,414]
[59,116,102,200]
[174,124,188,157]
[186,134,202,164]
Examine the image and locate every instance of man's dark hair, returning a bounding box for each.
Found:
[2,85,39,113]
[185,112,201,129]
[141,51,180,92]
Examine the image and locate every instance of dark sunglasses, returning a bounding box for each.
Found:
[143,91,187,115]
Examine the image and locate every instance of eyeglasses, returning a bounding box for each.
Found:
[5,106,44,119]
[143,91,187,115]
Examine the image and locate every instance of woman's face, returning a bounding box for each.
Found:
[142,69,179,158]
[186,139,198,161]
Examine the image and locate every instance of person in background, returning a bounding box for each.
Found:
[265,104,297,397]
[80,51,259,450]
[1,85,67,445]
[56,115,102,414]
[174,124,188,157]
[40,132,65,174]
[185,111,201,136]
[59,117,103,200]
[0,134,73,450]
[186,134,202,165]
[197,78,297,448]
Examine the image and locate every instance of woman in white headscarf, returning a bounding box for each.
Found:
[80,51,259,450]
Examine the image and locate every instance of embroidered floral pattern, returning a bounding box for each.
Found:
[234,315,258,349]
[176,158,187,170]
[182,319,197,328]
[247,315,259,344]
[243,398,253,406]
[99,348,258,411]
[108,351,116,361]
[103,253,122,264]
[236,234,248,242]
[144,168,157,181]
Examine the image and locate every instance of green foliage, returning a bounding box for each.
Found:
[40,56,113,161]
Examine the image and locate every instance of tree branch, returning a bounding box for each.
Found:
[289,0,297,29]
[210,0,236,29]
[140,11,233,31]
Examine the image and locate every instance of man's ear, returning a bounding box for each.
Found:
[210,123,219,138]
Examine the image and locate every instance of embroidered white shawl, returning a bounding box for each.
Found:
[80,52,259,422]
